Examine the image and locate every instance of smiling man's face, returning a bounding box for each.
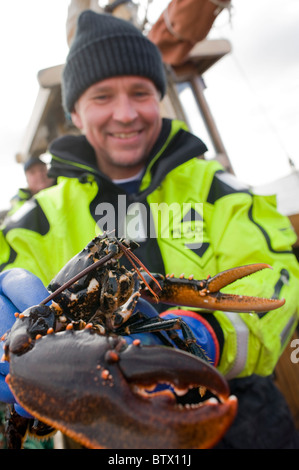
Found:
[71,76,162,179]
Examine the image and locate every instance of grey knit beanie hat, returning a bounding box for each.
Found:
[62,10,166,113]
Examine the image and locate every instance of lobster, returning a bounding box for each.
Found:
[2,234,285,449]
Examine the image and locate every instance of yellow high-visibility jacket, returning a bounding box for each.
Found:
[1,118,298,378]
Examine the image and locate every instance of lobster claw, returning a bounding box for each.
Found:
[141,263,285,313]
[6,329,237,449]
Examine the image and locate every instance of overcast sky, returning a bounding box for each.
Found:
[204,0,299,185]
[0,0,298,211]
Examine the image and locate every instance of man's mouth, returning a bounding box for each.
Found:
[110,131,140,139]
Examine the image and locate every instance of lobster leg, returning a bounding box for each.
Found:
[140,264,285,313]
[123,315,209,361]
[5,405,29,449]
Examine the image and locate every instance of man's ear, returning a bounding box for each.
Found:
[71,110,83,130]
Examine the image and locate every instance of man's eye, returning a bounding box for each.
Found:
[134,91,149,98]
[94,94,110,101]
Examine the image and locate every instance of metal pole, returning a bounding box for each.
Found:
[190,75,234,173]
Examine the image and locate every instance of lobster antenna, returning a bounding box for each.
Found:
[116,240,161,302]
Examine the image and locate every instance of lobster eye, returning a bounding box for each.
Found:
[107,243,119,255]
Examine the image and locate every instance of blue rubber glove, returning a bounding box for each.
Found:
[0,268,50,417]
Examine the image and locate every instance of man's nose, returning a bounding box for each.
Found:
[113,95,138,122]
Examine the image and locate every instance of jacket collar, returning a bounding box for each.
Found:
[48,118,207,194]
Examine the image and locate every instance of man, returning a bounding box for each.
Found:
[0,11,299,448]
[24,157,54,197]
[9,157,55,213]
